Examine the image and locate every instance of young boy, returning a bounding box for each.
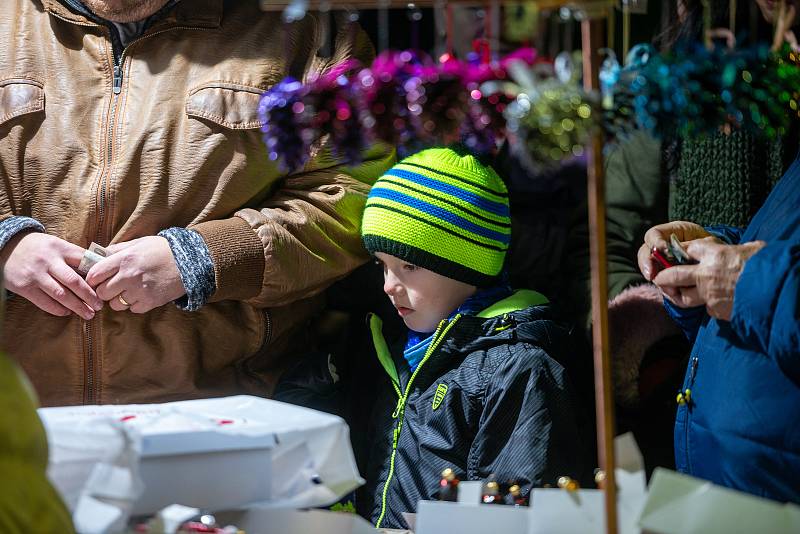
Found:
[360,147,591,529]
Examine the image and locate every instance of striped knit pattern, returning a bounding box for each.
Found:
[362,148,511,287]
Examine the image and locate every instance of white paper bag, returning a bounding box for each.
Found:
[43,417,143,534]
[40,395,362,524]
[638,468,800,534]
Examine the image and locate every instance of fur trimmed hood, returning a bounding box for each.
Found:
[608,283,682,407]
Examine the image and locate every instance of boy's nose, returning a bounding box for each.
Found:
[383,274,402,296]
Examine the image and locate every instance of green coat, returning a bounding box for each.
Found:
[558,131,667,332]
[0,353,74,533]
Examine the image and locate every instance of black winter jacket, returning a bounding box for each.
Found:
[363,290,592,529]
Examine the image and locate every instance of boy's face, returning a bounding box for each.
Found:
[375,252,477,333]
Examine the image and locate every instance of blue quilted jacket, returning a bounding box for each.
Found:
[669,154,800,503]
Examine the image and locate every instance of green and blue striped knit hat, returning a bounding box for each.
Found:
[361,147,511,287]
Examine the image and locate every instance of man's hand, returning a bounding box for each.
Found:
[0,232,103,320]
[652,238,766,321]
[86,236,186,313]
[637,221,712,280]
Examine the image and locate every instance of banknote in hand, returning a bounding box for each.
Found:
[78,242,112,275]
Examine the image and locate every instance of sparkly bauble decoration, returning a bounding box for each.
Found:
[408,58,470,147]
[258,77,310,172]
[727,44,800,137]
[502,50,595,168]
[303,59,366,165]
[258,61,365,172]
[355,50,422,153]
[461,47,539,153]
[463,85,516,153]
[775,46,800,121]
[259,47,547,166]
[616,42,800,139]
[507,81,596,167]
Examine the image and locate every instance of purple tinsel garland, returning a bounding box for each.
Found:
[258,48,539,171]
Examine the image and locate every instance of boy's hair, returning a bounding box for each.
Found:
[361,147,511,287]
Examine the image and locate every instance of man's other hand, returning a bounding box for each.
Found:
[86,236,186,313]
[0,232,103,320]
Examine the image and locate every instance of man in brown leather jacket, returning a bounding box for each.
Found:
[0,0,393,406]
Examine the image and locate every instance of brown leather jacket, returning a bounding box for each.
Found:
[0,0,393,406]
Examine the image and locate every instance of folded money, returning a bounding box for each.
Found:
[77,242,112,275]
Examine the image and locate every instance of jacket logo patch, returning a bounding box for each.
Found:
[432,383,448,410]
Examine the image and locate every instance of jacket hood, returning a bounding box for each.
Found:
[372,289,567,360]
[442,295,569,357]
[369,289,578,393]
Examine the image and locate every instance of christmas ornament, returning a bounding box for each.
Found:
[616,42,800,139]
[258,77,310,172]
[505,52,597,169]
[304,60,366,165]
[355,50,422,152]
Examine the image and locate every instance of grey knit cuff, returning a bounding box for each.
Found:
[0,216,46,251]
[158,227,216,312]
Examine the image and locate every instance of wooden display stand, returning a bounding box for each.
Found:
[259,2,619,532]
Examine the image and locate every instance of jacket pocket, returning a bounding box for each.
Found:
[185,82,264,130]
[0,78,45,127]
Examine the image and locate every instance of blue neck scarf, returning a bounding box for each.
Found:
[403,284,513,371]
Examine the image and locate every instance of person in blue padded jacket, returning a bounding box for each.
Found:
[635,152,800,504]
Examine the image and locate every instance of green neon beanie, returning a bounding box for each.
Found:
[361,147,511,287]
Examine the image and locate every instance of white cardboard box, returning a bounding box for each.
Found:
[414,433,648,534]
[415,500,530,533]
[40,395,362,530]
[638,468,800,534]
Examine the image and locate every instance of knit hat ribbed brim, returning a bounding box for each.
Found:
[361,147,511,286]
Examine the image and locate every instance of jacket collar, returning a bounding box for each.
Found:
[370,289,553,390]
[476,289,548,318]
[44,0,222,28]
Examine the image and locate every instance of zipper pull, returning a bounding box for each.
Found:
[690,357,699,382]
[391,396,403,419]
[113,65,122,94]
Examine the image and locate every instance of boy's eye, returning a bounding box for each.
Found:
[402,263,417,272]
[373,258,383,267]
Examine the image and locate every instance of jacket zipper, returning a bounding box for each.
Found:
[263,309,273,351]
[97,24,208,243]
[82,322,93,404]
[684,355,699,472]
[99,30,121,241]
[375,315,461,529]
[82,25,122,404]
[78,21,210,403]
